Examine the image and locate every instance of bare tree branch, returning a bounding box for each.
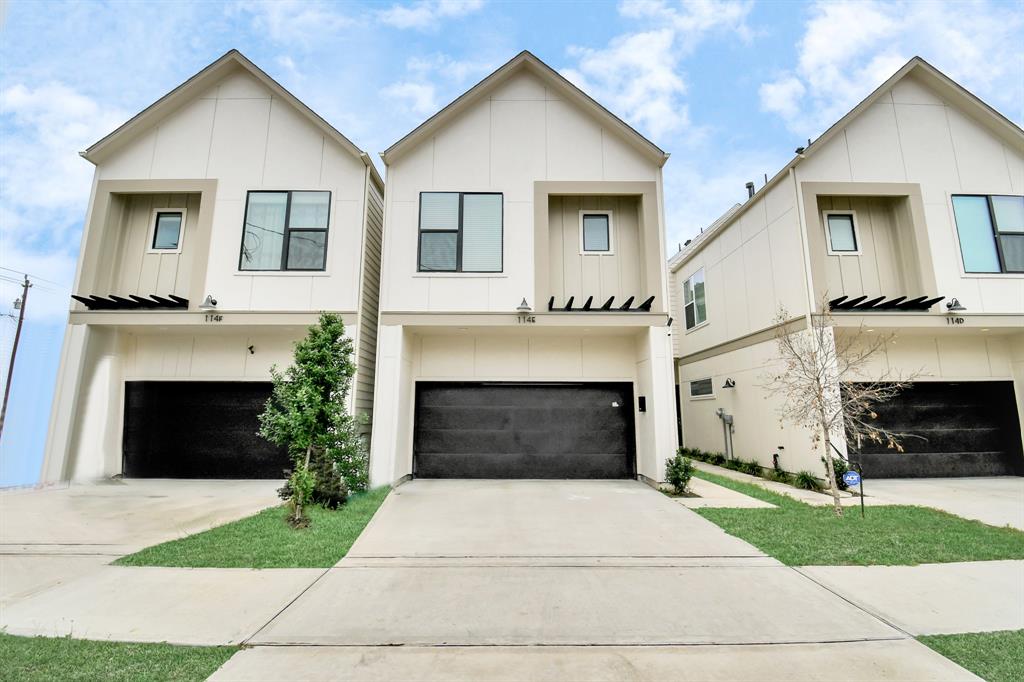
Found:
[761,295,921,517]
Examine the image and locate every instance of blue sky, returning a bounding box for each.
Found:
[1,0,1022,486]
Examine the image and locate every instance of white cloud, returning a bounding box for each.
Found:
[760,0,1024,135]
[561,1,753,140]
[0,83,126,246]
[620,0,753,47]
[563,29,688,140]
[406,53,495,85]
[381,81,438,117]
[378,0,484,30]
[235,0,354,47]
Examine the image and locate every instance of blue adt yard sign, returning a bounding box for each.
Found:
[843,471,862,487]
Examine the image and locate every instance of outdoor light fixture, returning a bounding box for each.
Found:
[199,294,218,310]
[722,378,736,389]
[946,298,966,312]
[516,298,531,313]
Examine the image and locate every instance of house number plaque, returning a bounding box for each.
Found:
[945,317,965,325]
[204,314,224,323]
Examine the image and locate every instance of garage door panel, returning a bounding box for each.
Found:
[414,382,635,479]
[123,381,289,479]
[849,381,1023,478]
[414,453,633,479]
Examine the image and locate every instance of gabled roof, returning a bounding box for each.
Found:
[670,56,1024,272]
[381,50,670,167]
[82,49,382,187]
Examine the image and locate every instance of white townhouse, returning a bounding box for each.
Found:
[41,51,384,482]
[368,52,678,485]
[669,58,1024,479]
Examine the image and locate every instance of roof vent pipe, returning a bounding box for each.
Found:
[745,181,755,199]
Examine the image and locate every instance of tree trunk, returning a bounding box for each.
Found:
[294,444,313,524]
[821,426,843,518]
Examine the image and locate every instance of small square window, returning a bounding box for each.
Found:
[825,212,858,254]
[585,214,606,250]
[689,378,714,397]
[150,210,185,252]
[579,211,613,254]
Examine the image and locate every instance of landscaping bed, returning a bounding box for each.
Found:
[918,630,1024,682]
[115,487,389,568]
[0,632,236,682]
[692,470,1024,566]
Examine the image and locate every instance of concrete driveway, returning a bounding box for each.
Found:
[1,479,280,607]
[866,477,1024,529]
[216,479,975,680]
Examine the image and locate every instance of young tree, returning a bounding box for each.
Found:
[764,298,917,516]
[258,313,368,526]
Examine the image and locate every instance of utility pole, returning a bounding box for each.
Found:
[0,275,31,442]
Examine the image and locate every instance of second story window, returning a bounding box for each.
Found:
[239,191,331,272]
[150,209,185,253]
[824,211,859,254]
[683,268,707,330]
[580,211,613,253]
[952,194,1024,274]
[418,192,503,272]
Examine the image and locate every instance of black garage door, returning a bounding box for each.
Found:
[414,382,636,479]
[851,381,1023,478]
[123,381,289,478]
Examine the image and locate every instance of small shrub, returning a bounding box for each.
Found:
[823,456,850,491]
[767,468,793,485]
[665,454,696,495]
[724,458,744,471]
[740,459,762,476]
[708,452,726,466]
[793,470,822,491]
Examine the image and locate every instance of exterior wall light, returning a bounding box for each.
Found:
[722,378,736,389]
[516,298,531,313]
[946,298,966,312]
[199,294,218,310]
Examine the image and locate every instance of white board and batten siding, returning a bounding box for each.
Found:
[356,178,384,435]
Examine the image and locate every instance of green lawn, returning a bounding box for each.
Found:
[115,487,390,568]
[0,633,236,682]
[693,470,1024,566]
[919,630,1024,682]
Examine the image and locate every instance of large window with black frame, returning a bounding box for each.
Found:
[417,192,503,272]
[239,190,331,271]
[952,194,1024,274]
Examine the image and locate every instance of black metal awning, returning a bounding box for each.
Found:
[71,294,189,310]
[547,295,655,312]
[828,294,944,312]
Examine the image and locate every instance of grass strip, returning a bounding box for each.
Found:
[115,486,390,568]
[692,470,1024,566]
[0,632,237,682]
[919,630,1024,682]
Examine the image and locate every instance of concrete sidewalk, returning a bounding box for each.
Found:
[798,560,1024,635]
[212,640,979,681]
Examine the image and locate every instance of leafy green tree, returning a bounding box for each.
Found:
[258,313,368,525]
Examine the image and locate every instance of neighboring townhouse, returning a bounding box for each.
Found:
[667,58,1024,481]
[41,50,384,482]
[669,57,1024,479]
[369,51,677,486]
